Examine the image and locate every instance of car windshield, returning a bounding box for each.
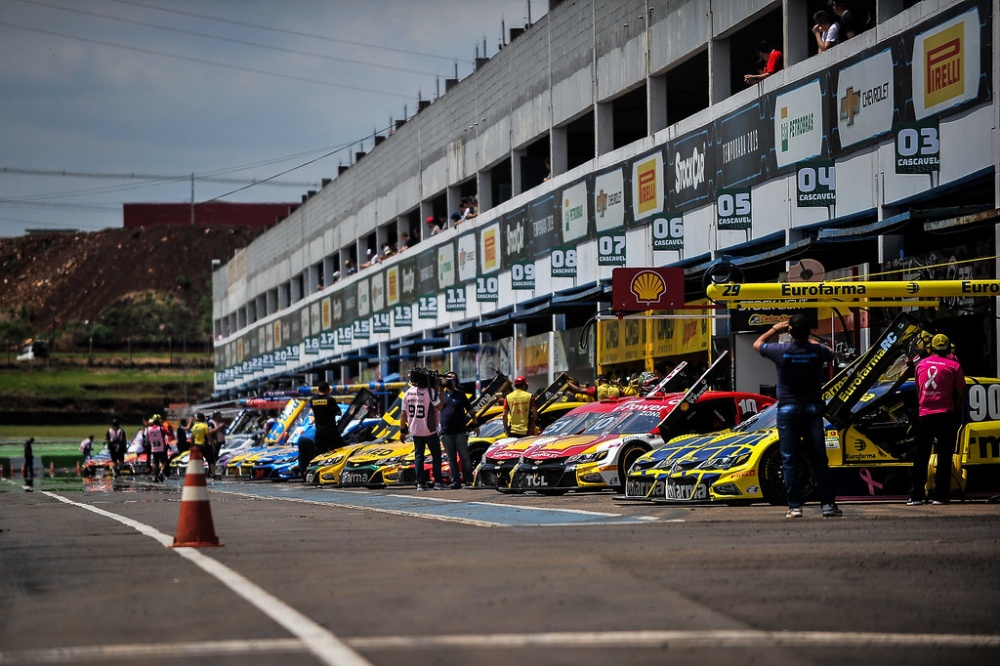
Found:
[477,419,506,438]
[581,409,665,436]
[541,410,609,436]
[731,404,777,432]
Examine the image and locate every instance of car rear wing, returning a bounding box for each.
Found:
[469,372,512,426]
[654,351,730,440]
[822,313,924,429]
[535,372,578,412]
[370,391,406,441]
[645,360,690,397]
[337,388,376,435]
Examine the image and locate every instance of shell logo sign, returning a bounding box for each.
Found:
[612,267,685,311]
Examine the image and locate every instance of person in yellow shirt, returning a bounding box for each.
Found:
[189,412,211,452]
[503,376,538,437]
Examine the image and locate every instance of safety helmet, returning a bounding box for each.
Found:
[151,414,162,423]
[931,333,951,352]
[111,419,119,427]
[514,375,527,388]
[638,371,659,392]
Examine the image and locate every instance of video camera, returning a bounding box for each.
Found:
[408,366,440,390]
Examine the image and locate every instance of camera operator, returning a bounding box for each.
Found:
[439,371,478,488]
[399,367,445,490]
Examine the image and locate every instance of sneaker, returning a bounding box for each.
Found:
[906,498,924,506]
[433,482,448,490]
[449,482,462,490]
[931,499,950,505]
[416,484,429,491]
[785,507,803,519]
[821,504,844,518]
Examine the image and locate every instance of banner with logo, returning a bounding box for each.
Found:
[668,127,713,211]
[773,78,825,170]
[630,150,664,225]
[714,100,771,189]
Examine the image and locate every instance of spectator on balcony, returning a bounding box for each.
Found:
[744,40,783,85]
[828,1,857,40]
[812,10,839,53]
[426,215,442,236]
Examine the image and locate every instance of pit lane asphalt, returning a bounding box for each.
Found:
[2,477,999,666]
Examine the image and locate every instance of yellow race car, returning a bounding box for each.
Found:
[629,314,1000,504]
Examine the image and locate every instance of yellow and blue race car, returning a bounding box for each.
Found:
[628,314,1000,504]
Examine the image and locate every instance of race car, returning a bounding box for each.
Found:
[306,391,406,486]
[632,375,1000,504]
[385,401,588,488]
[474,399,628,488]
[506,388,773,494]
[633,313,1000,504]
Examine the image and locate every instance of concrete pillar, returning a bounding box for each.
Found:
[551,127,568,177]
[511,148,525,196]
[447,186,461,219]
[708,39,731,106]
[877,0,904,23]
[784,0,811,69]
[596,101,614,156]
[477,171,493,211]
[648,74,667,135]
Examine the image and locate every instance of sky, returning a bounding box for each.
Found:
[0,0,546,238]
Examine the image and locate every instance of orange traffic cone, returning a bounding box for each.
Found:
[171,447,222,548]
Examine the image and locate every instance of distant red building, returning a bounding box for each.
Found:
[123,202,296,229]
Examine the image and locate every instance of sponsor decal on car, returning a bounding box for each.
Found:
[665,480,708,500]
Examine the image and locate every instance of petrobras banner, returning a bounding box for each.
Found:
[773,79,824,169]
[560,180,589,243]
[356,276,370,318]
[437,243,455,290]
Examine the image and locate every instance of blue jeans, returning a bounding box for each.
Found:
[441,431,472,485]
[776,403,836,508]
[412,434,443,486]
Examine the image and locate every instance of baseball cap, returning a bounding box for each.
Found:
[426,215,435,223]
[514,375,527,386]
[931,334,950,352]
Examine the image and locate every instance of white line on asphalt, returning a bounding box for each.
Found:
[344,629,1000,650]
[5,628,997,664]
[0,639,305,664]
[40,492,372,666]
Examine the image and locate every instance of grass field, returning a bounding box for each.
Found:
[0,365,212,400]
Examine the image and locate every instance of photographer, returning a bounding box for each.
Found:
[399,367,445,490]
[439,371,478,488]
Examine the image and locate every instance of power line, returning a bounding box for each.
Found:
[105,0,472,65]
[0,19,413,99]
[16,0,448,79]
[0,167,316,187]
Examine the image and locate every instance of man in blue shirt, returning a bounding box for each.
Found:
[438,372,477,488]
[755,313,842,519]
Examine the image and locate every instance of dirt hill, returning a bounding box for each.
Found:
[0,225,262,338]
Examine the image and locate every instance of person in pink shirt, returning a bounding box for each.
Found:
[909,334,965,505]
[399,368,444,490]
